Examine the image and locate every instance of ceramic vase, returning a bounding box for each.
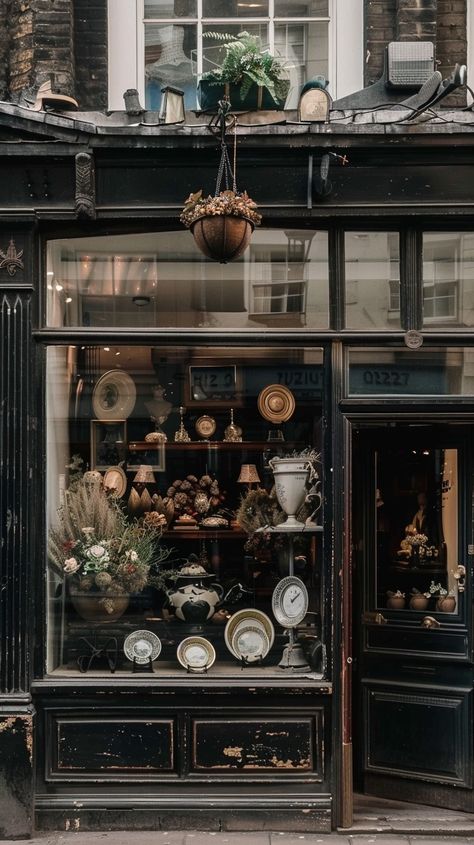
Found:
[70,590,129,622]
[269,457,311,530]
[436,595,456,612]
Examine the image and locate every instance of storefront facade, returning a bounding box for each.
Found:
[2,98,474,838]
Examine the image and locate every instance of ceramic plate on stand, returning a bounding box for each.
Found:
[123,630,162,664]
[231,624,270,663]
[224,609,275,659]
[177,636,216,671]
[103,465,127,497]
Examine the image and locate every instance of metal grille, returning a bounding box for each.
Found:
[387,41,435,89]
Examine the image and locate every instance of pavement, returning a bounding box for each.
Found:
[6,833,474,845]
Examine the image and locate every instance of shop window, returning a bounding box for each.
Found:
[46,344,325,679]
[348,347,474,396]
[108,1,364,110]
[344,232,400,330]
[422,233,474,327]
[45,229,329,330]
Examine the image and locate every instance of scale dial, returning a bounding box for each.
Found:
[272,576,309,628]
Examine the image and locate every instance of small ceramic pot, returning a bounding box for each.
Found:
[409,595,429,611]
[436,595,456,613]
[387,596,406,609]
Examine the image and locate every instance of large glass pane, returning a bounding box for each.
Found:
[374,437,459,614]
[145,23,197,110]
[345,232,400,330]
[144,0,197,17]
[348,347,474,396]
[203,0,268,15]
[274,21,328,108]
[46,230,329,329]
[46,345,324,679]
[275,0,329,15]
[423,233,474,328]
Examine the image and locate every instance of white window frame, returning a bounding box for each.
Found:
[108,0,363,110]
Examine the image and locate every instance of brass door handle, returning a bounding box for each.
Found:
[421,616,441,629]
[454,565,466,593]
[362,611,387,625]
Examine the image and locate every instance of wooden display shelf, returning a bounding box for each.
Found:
[128,440,305,452]
[165,528,246,539]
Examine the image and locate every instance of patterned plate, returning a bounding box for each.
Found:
[177,637,216,671]
[123,630,161,665]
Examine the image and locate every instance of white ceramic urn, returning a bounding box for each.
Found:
[269,457,312,530]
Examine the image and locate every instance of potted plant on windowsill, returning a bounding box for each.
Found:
[198,31,290,112]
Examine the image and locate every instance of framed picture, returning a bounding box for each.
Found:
[127,440,166,473]
[185,361,242,407]
[91,420,127,471]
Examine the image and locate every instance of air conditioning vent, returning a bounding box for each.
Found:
[387,41,435,89]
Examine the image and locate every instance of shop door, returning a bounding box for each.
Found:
[353,423,473,811]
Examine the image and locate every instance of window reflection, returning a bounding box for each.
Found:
[375,445,458,613]
[46,230,329,330]
[145,23,197,110]
[423,233,474,327]
[345,232,400,330]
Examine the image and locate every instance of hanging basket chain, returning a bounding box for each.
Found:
[214,97,238,196]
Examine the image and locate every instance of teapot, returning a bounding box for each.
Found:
[166,561,247,623]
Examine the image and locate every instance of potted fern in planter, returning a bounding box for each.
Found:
[198,31,290,112]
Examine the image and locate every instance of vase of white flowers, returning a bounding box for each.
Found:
[49,476,170,622]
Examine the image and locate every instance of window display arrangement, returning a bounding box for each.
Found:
[374,442,463,614]
[46,345,325,679]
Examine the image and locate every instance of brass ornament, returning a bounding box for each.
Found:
[174,406,191,443]
[224,408,242,442]
[195,415,216,440]
[257,384,295,424]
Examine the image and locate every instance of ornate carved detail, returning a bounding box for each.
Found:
[75,152,96,219]
[404,330,423,350]
[0,239,24,276]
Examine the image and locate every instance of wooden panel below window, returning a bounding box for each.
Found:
[56,718,174,772]
[192,717,321,775]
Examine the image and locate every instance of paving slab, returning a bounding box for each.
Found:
[184,834,271,845]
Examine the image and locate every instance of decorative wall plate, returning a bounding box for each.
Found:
[272,576,309,628]
[195,415,216,439]
[257,384,295,424]
[177,636,216,671]
[124,630,162,664]
[231,624,270,663]
[92,370,137,420]
[224,609,275,659]
[103,465,127,497]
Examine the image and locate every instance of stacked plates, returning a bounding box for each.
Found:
[224,609,275,664]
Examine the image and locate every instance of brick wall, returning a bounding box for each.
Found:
[7,0,74,102]
[74,0,108,110]
[364,0,397,86]
[364,0,466,105]
[437,0,467,106]
[0,1,12,100]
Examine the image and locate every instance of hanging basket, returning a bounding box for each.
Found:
[180,103,261,262]
[190,213,254,263]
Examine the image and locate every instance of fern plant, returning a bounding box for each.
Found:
[201,31,289,105]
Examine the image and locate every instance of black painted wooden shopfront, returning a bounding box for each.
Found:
[2,108,474,836]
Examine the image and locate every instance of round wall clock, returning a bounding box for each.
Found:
[195,415,216,439]
[272,576,309,628]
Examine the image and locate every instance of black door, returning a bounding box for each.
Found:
[353,422,473,811]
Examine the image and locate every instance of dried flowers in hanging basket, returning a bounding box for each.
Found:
[180,189,262,263]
